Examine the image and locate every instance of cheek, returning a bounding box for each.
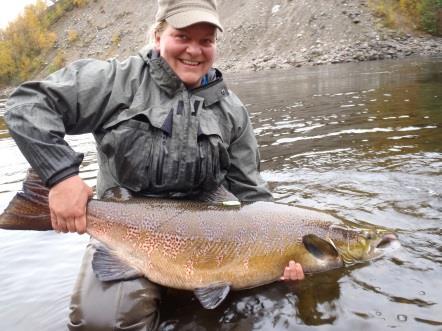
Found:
[204,46,216,62]
[158,38,178,57]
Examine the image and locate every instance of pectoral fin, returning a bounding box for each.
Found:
[194,282,231,309]
[92,245,143,282]
[303,234,339,259]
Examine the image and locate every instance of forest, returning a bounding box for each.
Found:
[0,0,441,87]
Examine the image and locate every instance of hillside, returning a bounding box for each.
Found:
[10,0,442,81]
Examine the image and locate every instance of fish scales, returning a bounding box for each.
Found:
[85,199,341,289]
[0,169,399,307]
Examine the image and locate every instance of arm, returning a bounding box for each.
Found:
[5,57,144,186]
[5,57,145,233]
[222,100,273,202]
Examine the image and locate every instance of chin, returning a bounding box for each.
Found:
[182,77,201,88]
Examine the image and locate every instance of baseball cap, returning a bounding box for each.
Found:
[155,0,223,31]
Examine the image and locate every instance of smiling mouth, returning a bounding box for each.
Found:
[180,59,201,66]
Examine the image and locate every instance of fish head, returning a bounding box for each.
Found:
[327,225,400,265]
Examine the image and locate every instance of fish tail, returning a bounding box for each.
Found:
[0,168,52,231]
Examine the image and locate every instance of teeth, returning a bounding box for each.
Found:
[181,59,199,65]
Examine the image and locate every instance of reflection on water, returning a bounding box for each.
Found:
[0,57,441,330]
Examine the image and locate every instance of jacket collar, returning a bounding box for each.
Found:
[138,47,229,106]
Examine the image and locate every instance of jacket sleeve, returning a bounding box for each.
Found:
[222,94,273,202]
[5,57,145,186]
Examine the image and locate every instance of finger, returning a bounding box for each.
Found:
[280,266,290,280]
[290,264,301,280]
[58,218,69,233]
[288,261,304,281]
[294,263,305,280]
[75,215,87,235]
[50,209,59,232]
[66,218,76,233]
[287,261,297,280]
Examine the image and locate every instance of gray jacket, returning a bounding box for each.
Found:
[5,48,272,201]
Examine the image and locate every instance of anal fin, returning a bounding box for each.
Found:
[194,282,231,309]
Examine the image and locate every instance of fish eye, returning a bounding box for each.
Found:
[361,230,373,240]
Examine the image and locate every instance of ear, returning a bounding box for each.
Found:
[154,32,161,51]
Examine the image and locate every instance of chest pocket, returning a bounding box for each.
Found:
[100,106,171,192]
[196,111,231,190]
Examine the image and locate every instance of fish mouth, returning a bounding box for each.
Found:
[374,233,401,255]
[376,233,398,248]
[335,232,401,264]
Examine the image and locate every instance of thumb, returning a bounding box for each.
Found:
[86,186,93,198]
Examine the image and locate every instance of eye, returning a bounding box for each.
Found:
[362,230,373,240]
[198,34,215,46]
[175,34,188,41]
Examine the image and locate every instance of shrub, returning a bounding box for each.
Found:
[67,29,79,44]
[370,0,442,35]
[47,51,66,73]
[0,0,92,85]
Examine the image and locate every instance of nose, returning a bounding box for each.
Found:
[186,42,202,56]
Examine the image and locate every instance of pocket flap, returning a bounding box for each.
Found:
[198,110,224,141]
[103,106,172,131]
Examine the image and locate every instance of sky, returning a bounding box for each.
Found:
[0,0,48,29]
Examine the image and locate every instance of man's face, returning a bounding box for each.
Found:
[155,23,217,88]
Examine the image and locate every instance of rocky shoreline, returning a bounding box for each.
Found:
[231,34,442,72]
[1,0,441,95]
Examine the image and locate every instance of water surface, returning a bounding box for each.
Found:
[0,57,441,330]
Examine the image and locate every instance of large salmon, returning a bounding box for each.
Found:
[0,169,399,309]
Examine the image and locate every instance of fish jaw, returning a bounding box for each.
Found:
[369,232,401,258]
[329,227,400,265]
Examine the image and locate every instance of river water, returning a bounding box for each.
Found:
[0,57,441,330]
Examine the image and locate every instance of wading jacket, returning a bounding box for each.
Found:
[5,48,272,201]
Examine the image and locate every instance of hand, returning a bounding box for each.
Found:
[48,175,93,234]
[280,260,305,281]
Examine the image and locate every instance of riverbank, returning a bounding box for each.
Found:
[1,0,441,96]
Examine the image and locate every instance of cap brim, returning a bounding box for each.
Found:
[166,10,223,32]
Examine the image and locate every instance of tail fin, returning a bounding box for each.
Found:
[0,168,52,231]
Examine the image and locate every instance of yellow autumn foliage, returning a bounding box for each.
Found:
[369,0,442,34]
[73,0,89,7]
[0,0,58,85]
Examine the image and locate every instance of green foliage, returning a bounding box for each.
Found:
[370,0,442,35]
[419,0,442,34]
